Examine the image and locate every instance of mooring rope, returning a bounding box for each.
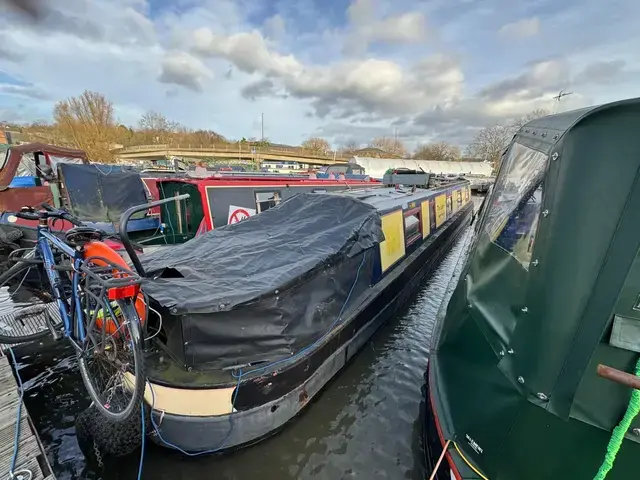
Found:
[593,357,640,479]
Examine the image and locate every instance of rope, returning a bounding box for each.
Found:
[7,348,33,480]
[148,369,242,456]
[428,439,450,480]
[593,357,640,480]
[453,441,489,480]
[137,402,145,480]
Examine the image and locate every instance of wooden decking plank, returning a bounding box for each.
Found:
[0,352,54,479]
[0,417,32,457]
[0,435,42,475]
[0,456,45,480]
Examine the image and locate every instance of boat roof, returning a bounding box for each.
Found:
[333,182,466,213]
[514,97,640,155]
[0,142,89,187]
[156,174,380,186]
[7,142,87,158]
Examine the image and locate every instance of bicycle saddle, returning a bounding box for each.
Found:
[65,226,104,245]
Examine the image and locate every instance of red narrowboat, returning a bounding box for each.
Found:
[152,174,382,243]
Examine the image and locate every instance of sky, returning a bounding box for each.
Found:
[0,0,638,150]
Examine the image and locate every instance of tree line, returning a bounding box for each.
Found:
[303,109,549,169]
[14,91,234,162]
[5,90,548,168]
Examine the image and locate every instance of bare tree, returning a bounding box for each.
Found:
[138,111,180,133]
[413,142,461,161]
[510,109,550,132]
[136,111,182,145]
[370,136,407,158]
[466,109,550,171]
[301,137,331,155]
[339,139,360,157]
[465,124,510,171]
[53,90,117,162]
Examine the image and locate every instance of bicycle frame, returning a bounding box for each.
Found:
[35,228,87,350]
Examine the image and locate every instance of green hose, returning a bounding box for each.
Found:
[594,357,640,480]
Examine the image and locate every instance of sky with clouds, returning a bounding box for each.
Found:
[0,0,637,149]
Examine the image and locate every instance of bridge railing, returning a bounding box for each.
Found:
[115,143,350,162]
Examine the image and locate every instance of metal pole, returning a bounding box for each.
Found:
[261,113,264,141]
[597,364,640,390]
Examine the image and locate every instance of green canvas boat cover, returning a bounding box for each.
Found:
[430,98,640,479]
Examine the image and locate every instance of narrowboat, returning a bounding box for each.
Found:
[0,143,160,252]
[426,98,640,479]
[133,178,473,452]
[149,174,382,244]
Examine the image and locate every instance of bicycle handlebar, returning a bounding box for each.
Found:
[14,211,39,221]
[14,204,83,226]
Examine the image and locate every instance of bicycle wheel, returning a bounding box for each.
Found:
[0,257,56,344]
[77,298,146,422]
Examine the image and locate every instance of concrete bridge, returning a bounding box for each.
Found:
[114,144,349,166]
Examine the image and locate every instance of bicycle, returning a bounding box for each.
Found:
[0,203,147,422]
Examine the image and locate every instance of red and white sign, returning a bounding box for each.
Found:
[228,205,256,224]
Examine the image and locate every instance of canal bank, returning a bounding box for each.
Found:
[10,225,473,479]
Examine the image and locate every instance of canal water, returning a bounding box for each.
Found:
[9,227,473,480]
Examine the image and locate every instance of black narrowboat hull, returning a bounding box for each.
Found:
[148,202,473,452]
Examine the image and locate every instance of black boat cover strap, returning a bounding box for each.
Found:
[142,193,383,315]
[59,163,148,223]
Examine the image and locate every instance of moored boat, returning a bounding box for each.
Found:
[426,98,640,479]
[148,174,383,243]
[132,178,473,452]
[0,143,161,252]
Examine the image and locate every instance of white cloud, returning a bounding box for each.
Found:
[344,0,427,54]
[0,0,637,150]
[191,29,303,76]
[158,51,214,92]
[498,17,540,39]
[187,27,460,119]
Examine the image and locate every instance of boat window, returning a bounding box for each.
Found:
[0,148,8,171]
[15,153,37,177]
[484,143,548,270]
[404,212,421,246]
[255,191,282,213]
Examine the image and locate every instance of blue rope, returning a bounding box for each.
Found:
[137,401,145,480]
[7,347,25,479]
[148,369,242,456]
[149,251,368,454]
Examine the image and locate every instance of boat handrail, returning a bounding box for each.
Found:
[119,193,190,276]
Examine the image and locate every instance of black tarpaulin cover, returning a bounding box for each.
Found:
[141,193,384,368]
[59,163,148,223]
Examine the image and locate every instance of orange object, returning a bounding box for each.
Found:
[83,240,146,334]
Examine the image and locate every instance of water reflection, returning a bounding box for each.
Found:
[11,227,472,480]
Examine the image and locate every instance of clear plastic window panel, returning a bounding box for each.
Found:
[0,149,8,171]
[15,153,37,177]
[484,143,548,270]
[49,155,84,171]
